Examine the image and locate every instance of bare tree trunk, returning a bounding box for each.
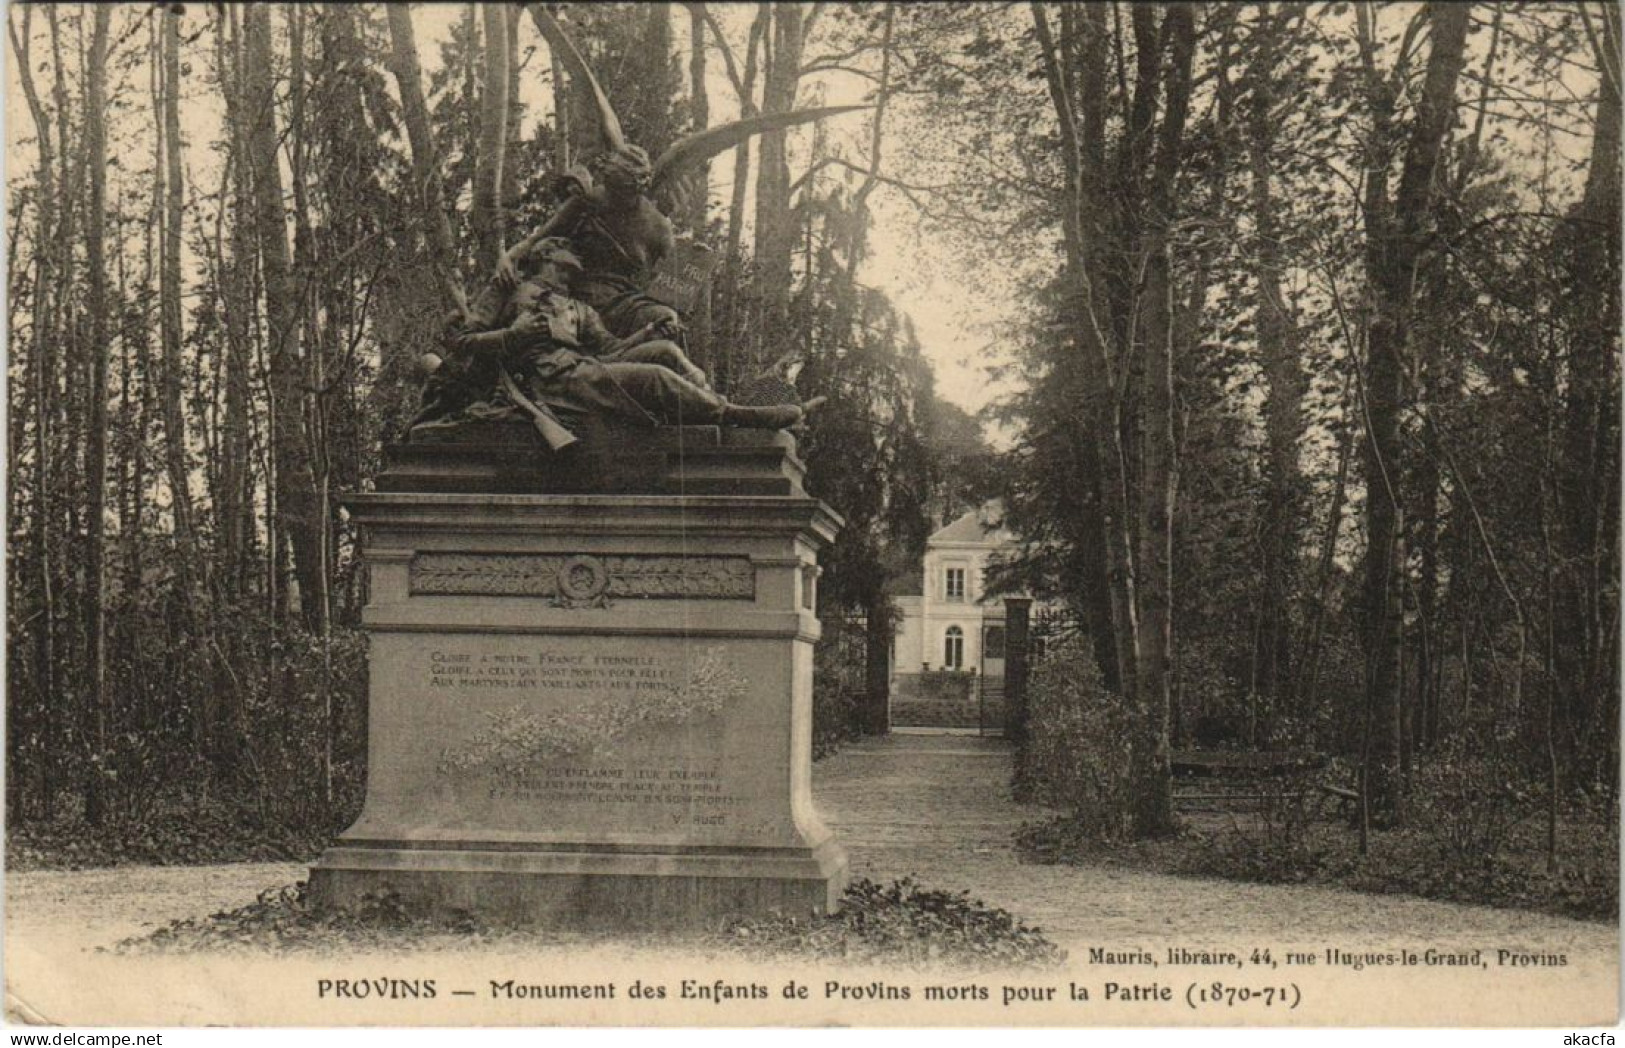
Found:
[386,5,469,315]
[288,3,336,803]
[725,9,765,268]
[685,3,711,236]
[131,16,165,617]
[707,3,764,388]
[1412,416,1440,754]
[1540,402,1563,874]
[681,3,715,367]
[1129,2,1195,839]
[47,8,81,821]
[505,4,523,210]
[1247,3,1306,736]
[160,9,198,601]
[245,5,323,631]
[1032,2,1199,836]
[217,7,257,601]
[82,6,112,825]
[111,203,132,689]
[752,3,806,336]
[471,4,511,274]
[1559,2,1622,783]
[10,6,59,818]
[48,7,77,513]
[1178,5,1239,743]
[1358,1,1470,828]
[1296,392,1353,713]
[1032,1,1142,711]
[550,41,572,171]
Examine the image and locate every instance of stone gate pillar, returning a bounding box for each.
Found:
[1003,597,1033,745]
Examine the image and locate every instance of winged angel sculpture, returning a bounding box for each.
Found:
[411,6,864,448]
[505,6,866,339]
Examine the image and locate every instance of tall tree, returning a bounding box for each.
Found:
[706,3,766,389]
[9,4,59,817]
[753,3,811,336]
[1128,2,1196,837]
[1245,3,1307,737]
[1357,1,1471,827]
[81,5,112,824]
[160,8,198,603]
[1554,1,1621,782]
[716,6,765,267]
[684,3,711,235]
[1029,1,1198,835]
[245,3,323,628]
[471,4,511,273]
[386,4,470,315]
[214,3,258,600]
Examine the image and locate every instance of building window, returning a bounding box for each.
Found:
[944,625,965,670]
[945,567,966,602]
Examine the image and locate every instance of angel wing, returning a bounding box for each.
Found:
[526,5,869,220]
[648,106,871,219]
[525,4,626,154]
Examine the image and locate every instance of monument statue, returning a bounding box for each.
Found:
[410,238,824,449]
[406,8,860,450]
[507,7,866,338]
[311,8,850,929]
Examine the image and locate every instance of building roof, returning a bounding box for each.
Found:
[928,505,1010,547]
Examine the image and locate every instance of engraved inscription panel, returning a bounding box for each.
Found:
[399,640,775,837]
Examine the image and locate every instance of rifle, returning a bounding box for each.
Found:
[497,365,579,451]
[430,297,582,452]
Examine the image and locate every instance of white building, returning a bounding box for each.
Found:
[891,505,1015,682]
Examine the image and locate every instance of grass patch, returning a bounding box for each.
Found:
[116,877,1066,970]
[1018,814,1618,923]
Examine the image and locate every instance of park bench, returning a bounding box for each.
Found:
[1168,750,1363,820]
[1170,750,1319,812]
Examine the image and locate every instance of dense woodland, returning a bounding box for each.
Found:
[5,2,1619,913]
[5,2,981,858]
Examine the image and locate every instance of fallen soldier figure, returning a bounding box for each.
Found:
[411,238,823,445]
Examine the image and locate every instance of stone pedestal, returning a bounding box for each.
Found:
[309,425,848,929]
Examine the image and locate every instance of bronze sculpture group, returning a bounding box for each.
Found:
[410,9,862,449]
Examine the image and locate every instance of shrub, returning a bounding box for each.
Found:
[119,882,480,954]
[812,615,868,758]
[722,877,1066,970]
[1178,771,1328,883]
[123,877,1067,970]
[1015,637,1135,840]
[1409,726,1540,871]
[9,615,369,869]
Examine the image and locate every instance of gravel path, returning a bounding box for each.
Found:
[818,734,1619,949]
[5,732,1617,1026]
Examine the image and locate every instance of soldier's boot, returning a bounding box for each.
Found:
[720,396,827,430]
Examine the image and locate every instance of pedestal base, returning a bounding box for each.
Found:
[314,455,848,931]
[309,838,847,931]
